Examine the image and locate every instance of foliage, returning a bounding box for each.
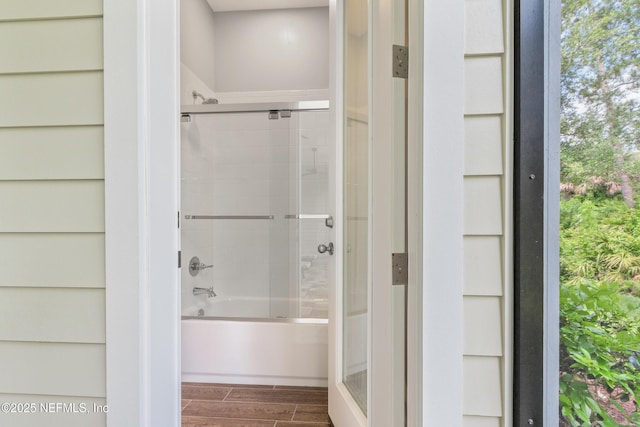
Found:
[561,0,640,207]
[561,196,640,286]
[560,0,640,423]
[560,196,640,425]
[560,281,640,426]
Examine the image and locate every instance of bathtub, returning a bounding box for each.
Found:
[181,299,328,387]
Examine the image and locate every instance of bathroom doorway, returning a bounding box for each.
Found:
[177,1,409,426]
[179,0,334,401]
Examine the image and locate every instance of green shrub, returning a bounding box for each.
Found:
[560,281,640,425]
[560,196,640,425]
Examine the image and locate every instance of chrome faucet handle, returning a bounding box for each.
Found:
[188,256,213,276]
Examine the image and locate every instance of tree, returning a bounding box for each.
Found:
[561,0,640,208]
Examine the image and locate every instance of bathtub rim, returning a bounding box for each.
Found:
[181,316,328,324]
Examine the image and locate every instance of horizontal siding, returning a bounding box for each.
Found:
[0,288,105,343]
[463,296,503,356]
[464,57,504,115]
[0,342,105,397]
[0,5,105,424]
[464,115,503,175]
[0,126,104,180]
[464,416,502,427]
[0,181,104,232]
[0,71,103,127]
[0,18,103,73]
[463,176,503,235]
[0,0,102,21]
[0,233,105,287]
[464,0,504,55]
[463,356,503,417]
[0,394,106,427]
[463,236,503,296]
[464,0,509,423]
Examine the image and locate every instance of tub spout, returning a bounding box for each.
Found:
[193,286,216,298]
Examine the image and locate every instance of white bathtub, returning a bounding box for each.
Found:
[181,304,328,387]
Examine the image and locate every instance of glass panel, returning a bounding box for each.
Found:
[297,111,331,318]
[343,0,369,415]
[180,109,330,320]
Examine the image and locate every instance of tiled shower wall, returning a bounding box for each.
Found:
[180,111,330,318]
[180,1,330,319]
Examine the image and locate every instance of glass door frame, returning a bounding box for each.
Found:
[328,0,407,424]
[513,0,560,424]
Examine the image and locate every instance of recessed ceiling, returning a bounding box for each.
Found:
[206,0,329,13]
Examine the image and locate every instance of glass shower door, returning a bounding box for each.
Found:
[180,106,331,320]
[295,110,332,319]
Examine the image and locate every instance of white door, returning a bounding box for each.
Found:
[329,0,407,425]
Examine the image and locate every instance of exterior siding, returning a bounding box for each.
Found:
[0,3,105,427]
[0,1,515,426]
[463,0,512,426]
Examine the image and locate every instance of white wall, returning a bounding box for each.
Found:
[180,0,217,93]
[214,7,329,92]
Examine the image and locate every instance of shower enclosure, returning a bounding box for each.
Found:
[180,101,331,319]
[180,101,332,385]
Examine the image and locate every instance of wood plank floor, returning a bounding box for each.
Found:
[182,382,332,427]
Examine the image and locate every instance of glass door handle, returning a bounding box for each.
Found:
[318,242,334,256]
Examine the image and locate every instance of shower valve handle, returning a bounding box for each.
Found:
[317,242,334,256]
[188,256,212,276]
[192,262,213,271]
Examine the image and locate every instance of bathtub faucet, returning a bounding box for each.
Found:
[190,259,213,272]
[193,286,217,298]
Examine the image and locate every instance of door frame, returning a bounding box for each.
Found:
[104,0,181,425]
[326,0,369,425]
[412,0,466,424]
[103,0,471,426]
[513,0,560,424]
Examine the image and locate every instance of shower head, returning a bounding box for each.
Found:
[192,90,219,105]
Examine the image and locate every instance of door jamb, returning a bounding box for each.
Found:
[104,0,181,426]
[513,0,560,424]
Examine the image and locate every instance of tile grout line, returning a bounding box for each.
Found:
[181,383,329,425]
[222,387,233,401]
[182,415,286,425]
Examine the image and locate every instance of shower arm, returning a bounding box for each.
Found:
[192,90,219,105]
